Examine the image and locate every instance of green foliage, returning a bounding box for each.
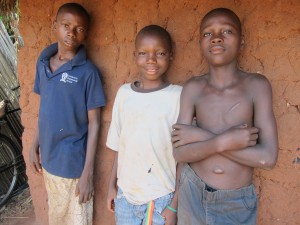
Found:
[0,0,17,15]
[0,1,21,47]
[0,0,19,34]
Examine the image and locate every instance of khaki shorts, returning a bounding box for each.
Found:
[43,169,93,225]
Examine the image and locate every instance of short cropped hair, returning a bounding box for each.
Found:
[135,25,173,52]
[56,2,90,26]
[200,8,242,34]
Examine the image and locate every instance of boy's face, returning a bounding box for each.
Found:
[199,13,242,67]
[134,34,172,84]
[53,9,88,51]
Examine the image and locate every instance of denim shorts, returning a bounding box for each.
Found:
[114,188,174,225]
[178,164,257,225]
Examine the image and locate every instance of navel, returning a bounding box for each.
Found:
[213,166,224,174]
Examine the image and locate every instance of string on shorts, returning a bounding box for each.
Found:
[145,200,155,225]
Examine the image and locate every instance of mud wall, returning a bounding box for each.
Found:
[18,0,300,224]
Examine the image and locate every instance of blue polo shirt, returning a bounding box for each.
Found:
[34,43,106,178]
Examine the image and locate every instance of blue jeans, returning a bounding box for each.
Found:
[178,164,257,225]
[114,188,174,225]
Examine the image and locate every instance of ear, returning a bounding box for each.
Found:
[240,38,245,50]
[169,52,173,61]
[52,20,57,33]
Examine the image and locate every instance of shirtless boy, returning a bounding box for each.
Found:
[172,8,278,225]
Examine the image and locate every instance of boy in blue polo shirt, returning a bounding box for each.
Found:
[29,3,105,225]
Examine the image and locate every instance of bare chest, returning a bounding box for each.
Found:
[50,57,68,73]
[195,89,253,132]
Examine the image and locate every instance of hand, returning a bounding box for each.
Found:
[106,185,117,212]
[29,145,42,175]
[75,172,94,204]
[161,207,177,225]
[172,123,212,148]
[219,125,259,152]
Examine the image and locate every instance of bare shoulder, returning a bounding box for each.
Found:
[244,72,271,84]
[183,74,208,90]
[243,72,272,91]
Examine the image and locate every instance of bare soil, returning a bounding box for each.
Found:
[0,188,36,225]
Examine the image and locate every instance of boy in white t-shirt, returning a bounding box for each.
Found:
[106,25,182,225]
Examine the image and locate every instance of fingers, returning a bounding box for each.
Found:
[172,124,181,130]
[247,134,258,146]
[171,128,179,137]
[239,123,248,128]
[171,127,180,145]
[30,162,42,175]
[106,198,115,212]
[79,196,83,204]
[90,190,94,200]
[110,200,115,212]
[78,191,94,204]
[250,133,258,141]
[237,124,259,134]
[173,141,183,148]
[248,140,257,146]
[29,150,42,175]
[88,192,93,202]
[35,162,42,173]
[171,135,180,143]
[239,126,259,138]
[250,127,259,133]
[78,193,84,204]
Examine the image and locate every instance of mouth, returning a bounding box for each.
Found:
[145,67,159,74]
[64,39,77,47]
[209,45,225,54]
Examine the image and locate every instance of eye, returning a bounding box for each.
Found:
[77,28,85,33]
[63,23,69,28]
[223,30,232,35]
[138,51,146,56]
[203,32,212,37]
[156,52,166,57]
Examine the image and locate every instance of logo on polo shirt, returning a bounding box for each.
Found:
[60,72,78,83]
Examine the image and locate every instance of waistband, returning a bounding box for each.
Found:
[181,163,256,201]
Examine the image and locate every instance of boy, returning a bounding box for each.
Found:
[172,8,278,225]
[29,3,106,225]
[106,25,181,225]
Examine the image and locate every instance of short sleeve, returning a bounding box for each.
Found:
[33,64,40,95]
[106,88,123,151]
[85,69,106,110]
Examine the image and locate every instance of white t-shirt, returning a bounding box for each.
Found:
[106,82,182,204]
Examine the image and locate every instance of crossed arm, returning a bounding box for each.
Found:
[172,77,278,170]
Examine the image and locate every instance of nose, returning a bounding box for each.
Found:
[146,53,156,63]
[67,28,76,37]
[211,34,223,44]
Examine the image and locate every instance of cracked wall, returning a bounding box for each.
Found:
[18,0,300,224]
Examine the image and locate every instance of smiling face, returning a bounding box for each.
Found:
[53,8,89,52]
[135,33,172,88]
[200,10,242,67]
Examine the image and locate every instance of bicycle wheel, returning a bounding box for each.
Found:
[0,134,18,207]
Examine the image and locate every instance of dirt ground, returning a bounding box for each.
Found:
[0,188,37,225]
